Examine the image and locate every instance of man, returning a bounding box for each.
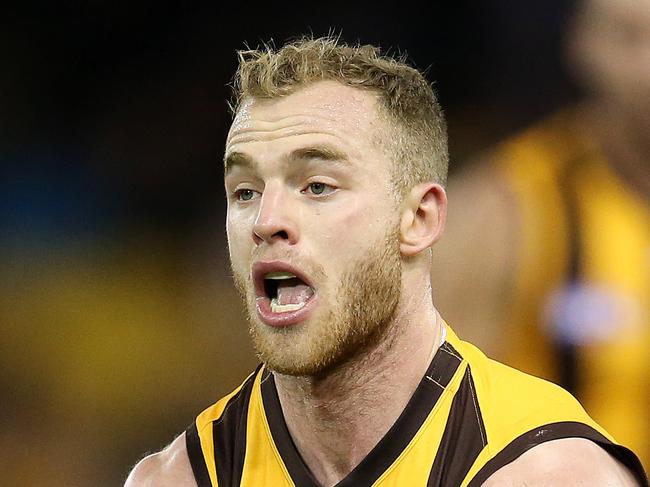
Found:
[431,0,650,470]
[125,37,647,486]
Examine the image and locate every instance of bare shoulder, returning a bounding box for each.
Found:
[124,432,196,487]
[482,438,640,486]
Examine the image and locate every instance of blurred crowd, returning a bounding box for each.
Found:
[2,1,647,485]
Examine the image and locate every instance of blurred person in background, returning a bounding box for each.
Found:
[126,37,646,486]
[432,0,650,470]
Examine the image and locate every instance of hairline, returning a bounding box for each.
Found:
[230,82,415,198]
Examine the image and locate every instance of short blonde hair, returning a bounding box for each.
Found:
[231,36,449,195]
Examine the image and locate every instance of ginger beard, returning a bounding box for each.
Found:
[232,227,402,377]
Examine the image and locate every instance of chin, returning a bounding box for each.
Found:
[247,316,348,378]
[248,314,332,376]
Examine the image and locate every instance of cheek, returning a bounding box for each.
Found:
[313,197,395,254]
[226,210,254,266]
[342,193,395,231]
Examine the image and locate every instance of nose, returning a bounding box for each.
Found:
[252,186,299,246]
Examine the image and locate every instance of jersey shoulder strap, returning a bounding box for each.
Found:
[445,327,648,486]
[185,365,263,487]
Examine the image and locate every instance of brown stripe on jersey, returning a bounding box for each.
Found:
[261,342,463,487]
[186,421,213,487]
[260,368,320,487]
[467,421,649,487]
[427,366,487,486]
[336,341,462,487]
[212,364,262,487]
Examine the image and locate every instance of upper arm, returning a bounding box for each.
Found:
[124,432,197,487]
[482,438,641,486]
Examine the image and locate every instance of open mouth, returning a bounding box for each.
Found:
[252,262,318,325]
[264,271,315,313]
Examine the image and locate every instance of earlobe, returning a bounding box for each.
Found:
[399,183,447,257]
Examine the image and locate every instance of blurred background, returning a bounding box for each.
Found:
[2,0,647,485]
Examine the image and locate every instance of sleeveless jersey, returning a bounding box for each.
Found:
[184,325,647,486]
[492,110,650,467]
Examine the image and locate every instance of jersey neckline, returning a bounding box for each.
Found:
[259,340,464,487]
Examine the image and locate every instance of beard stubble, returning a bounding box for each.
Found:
[232,227,402,377]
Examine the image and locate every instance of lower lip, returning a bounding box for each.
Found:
[255,294,318,327]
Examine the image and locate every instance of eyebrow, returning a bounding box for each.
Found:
[224,144,349,174]
[224,151,255,173]
[288,145,349,164]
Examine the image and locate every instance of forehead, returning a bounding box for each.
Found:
[226,81,385,152]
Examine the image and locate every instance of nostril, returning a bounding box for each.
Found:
[252,228,291,245]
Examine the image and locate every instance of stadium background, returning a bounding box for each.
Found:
[2,1,580,485]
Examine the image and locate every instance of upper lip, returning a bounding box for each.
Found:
[252,260,314,298]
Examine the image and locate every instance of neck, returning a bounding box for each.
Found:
[273,281,442,487]
[582,102,650,199]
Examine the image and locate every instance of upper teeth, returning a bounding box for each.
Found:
[265,272,297,280]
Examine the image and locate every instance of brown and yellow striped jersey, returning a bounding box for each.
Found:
[185,325,648,486]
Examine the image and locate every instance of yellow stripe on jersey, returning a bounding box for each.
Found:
[241,370,295,487]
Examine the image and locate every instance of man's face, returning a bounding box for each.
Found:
[572,0,650,123]
[224,81,402,376]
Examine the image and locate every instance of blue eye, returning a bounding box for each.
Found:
[304,182,335,196]
[236,189,257,201]
[309,183,326,195]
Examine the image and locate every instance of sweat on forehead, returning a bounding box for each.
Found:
[226,81,386,147]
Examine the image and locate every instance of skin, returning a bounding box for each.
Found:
[125,80,640,486]
[124,433,194,487]
[227,99,404,377]
[482,438,639,486]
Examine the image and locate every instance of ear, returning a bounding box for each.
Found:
[399,182,447,257]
